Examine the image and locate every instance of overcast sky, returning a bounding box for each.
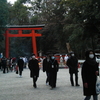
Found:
[7,0,17,4]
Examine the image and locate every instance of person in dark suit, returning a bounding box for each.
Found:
[67,52,80,86]
[17,57,24,77]
[49,55,59,89]
[43,54,50,85]
[28,54,39,88]
[81,50,99,100]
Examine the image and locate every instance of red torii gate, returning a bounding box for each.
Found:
[4,25,44,58]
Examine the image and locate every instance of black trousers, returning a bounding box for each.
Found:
[33,76,38,86]
[19,70,22,76]
[70,72,78,86]
[84,95,98,100]
[46,71,49,83]
[3,67,9,73]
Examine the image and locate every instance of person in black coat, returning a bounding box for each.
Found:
[43,55,50,85]
[67,52,80,86]
[28,54,39,88]
[17,57,24,77]
[1,57,8,73]
[81,50,99,100]
[49,55,59,89]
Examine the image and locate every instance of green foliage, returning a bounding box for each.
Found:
[1,0,100,58]
[0,0,8,40]
[8,0,30,25]
[30,15,38,24]
[7,0,31,57]
[62,0,100,55]
[39,0,67,53]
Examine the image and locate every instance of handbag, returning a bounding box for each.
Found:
[96,76,100,94]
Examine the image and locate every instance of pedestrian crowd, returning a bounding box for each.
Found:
[0,57,17,73]
[0,56,28,77]
[0,49,100,100]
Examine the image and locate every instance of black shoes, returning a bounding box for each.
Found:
[76,84,80,86]
[71,84,80,86]
[50,85,56,90]
[33,83,37,88]
[50,84,53,90]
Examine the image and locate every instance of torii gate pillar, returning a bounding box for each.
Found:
[4,25,44,58]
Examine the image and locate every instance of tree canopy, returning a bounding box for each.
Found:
[0,0,100,58]
[0,0,8,40]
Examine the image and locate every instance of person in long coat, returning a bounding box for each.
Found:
[43,55,50,85]
[81,50,99,100]
[49,55,59,89]
[17,57,24,77]
[28,54,39,88]
[67,52,80,86]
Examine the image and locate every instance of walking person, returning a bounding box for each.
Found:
[81,50,99,100]
[0,58,2,70]
[60,55,64,67]
[49,54,59,89]
[64,54,68,65]
[6,58,10,73]
[28,54,39,88]
[11,57,16,71]
[1,57,7,73]
[43,54,50,85]
[17,56,24,77]
[67,52,80,86]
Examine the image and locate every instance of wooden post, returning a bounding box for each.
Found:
[5,30,9,58]
[32,30,38,57]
